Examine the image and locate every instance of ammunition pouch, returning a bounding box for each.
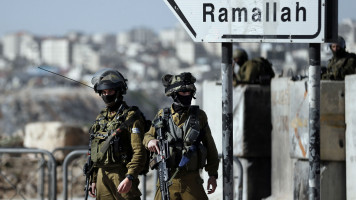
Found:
[91,132,130,164]
[90,134,108,163]
[184,143,207,171]
[184,127,200,146]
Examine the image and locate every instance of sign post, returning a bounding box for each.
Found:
[308,43,321,200]
[221,42,234,199]
[162,0,337,199]
[163,0,335,43]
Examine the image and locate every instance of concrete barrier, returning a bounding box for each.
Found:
[345,74,356,199]
[267,77,295,200]
[268,78,346,200]
[293,160,346,200]
[288,80,345,161]
[202,81,272,200]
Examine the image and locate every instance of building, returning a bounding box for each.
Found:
[41,38,70,69]
[72,43,100,72]
[1,32,40,63]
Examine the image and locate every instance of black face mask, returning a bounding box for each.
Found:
[102,94,116,105]
[175,94,193,107]
[332,48,345,58]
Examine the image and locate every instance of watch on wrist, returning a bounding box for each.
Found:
[126,174,134,181]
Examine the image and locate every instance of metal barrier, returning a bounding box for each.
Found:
[52,146,88,156]
[0,148,243,200]
[62,151,243,200]
[62,150,87,200]
[0,148,57,200]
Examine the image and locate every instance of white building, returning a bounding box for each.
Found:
[2,33,20,60]
[176,41,195,65]
[158,24,192,48]
[20,34,41,63]
[41,38,70,69]
[117,32,130,48]
[1,32,40,62]
[92,33,106,45]
[72,43,100,72]
[129,27,157,45]
[159,28,176,48]
[158,54,181,73]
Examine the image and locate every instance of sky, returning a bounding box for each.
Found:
[0,0,356,37]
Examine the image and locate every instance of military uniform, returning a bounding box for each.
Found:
[236,57,275,85]
[322,51,356,80]
[90,102,147,200]
[144,105,219,200]
[89,69,147,200]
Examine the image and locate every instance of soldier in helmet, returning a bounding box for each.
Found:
[233,48,275,86]
[88,68,147,200]
[322,36,356,80]
[232,48,249,86]
[143,72,219,200]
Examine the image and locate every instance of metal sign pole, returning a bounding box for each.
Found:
[308,43,321,200]
[221,42,234,200]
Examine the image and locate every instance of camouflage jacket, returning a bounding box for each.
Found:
[235,57,274,85]
[90,101,147,179]
[143,105,219,178]
[322,52,356,80]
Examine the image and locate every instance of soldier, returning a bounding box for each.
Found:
[88,68,147,200]
[322,36,356,80]
[233,49,275,86]
[232,48,249,86]
[143,72,220,200]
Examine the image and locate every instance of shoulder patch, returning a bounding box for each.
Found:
[132,128,141,134]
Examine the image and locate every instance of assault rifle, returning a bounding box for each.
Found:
[150,116,170,200]
[83,133,94,200]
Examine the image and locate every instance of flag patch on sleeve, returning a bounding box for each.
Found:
[132,128,140,134]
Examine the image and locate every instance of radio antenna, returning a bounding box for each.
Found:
[38,66,93,89]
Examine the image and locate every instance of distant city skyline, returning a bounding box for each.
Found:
[1,0,356,37]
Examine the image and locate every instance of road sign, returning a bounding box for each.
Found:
[163,0,337,43]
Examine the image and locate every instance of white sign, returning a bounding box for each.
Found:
[163,0,326,43]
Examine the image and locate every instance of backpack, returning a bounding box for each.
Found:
[237,57,275,84]
[252,57,275,84]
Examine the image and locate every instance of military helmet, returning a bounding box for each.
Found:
[329,36,346,49]
[91,68,128,94]
[162,72,196,96]
[233,48,248,66]
[233,49,248,61]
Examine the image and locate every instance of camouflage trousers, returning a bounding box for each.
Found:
[96,167,141,200]
[154,171,208,200]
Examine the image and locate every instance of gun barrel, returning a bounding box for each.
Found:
[84,178,90,200]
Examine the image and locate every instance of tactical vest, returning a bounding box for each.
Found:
[155,106,207,172]
[90,104,136,167]
[324,52,356,80]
